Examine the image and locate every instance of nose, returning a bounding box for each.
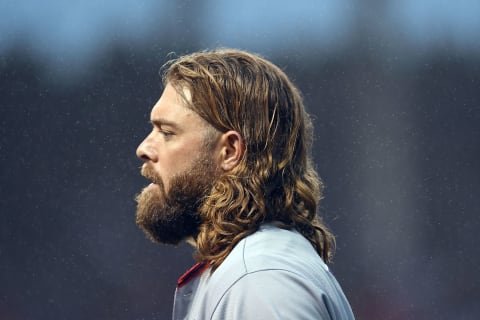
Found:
[136,135,158,162]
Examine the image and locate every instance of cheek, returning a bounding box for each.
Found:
[161,157,188,178]
[162,151,194,174]
[159,136,209,179]
[159,161,187,192]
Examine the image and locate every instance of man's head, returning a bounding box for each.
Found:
[136,49,334,267]
[136,83,221,244]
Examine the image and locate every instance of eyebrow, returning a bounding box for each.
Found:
[150,118,179,129]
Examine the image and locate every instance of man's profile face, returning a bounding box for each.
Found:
[135,84,219,244]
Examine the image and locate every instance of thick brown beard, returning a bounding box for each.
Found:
[135,153,217,245]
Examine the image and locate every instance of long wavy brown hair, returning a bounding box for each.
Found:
[163,49,335,270]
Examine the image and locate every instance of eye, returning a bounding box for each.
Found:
[162,131,172,136]
[158,128,174,138]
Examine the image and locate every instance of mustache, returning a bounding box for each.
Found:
[141,164,162,185]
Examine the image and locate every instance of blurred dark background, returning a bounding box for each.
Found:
[1,1,479,319]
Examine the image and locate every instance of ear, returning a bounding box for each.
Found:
[217,130,244,172]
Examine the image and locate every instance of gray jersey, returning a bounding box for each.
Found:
[173,224,354,320]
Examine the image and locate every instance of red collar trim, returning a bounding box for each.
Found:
[177,262,210,288]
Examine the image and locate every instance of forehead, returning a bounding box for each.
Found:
[150,84,197,123]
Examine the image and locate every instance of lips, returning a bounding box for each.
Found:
[146,182,161,192]
[141,165,162,185]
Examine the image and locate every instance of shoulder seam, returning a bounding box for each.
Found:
[241,235,248,272]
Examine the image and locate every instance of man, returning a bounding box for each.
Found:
[135,49,354,319]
